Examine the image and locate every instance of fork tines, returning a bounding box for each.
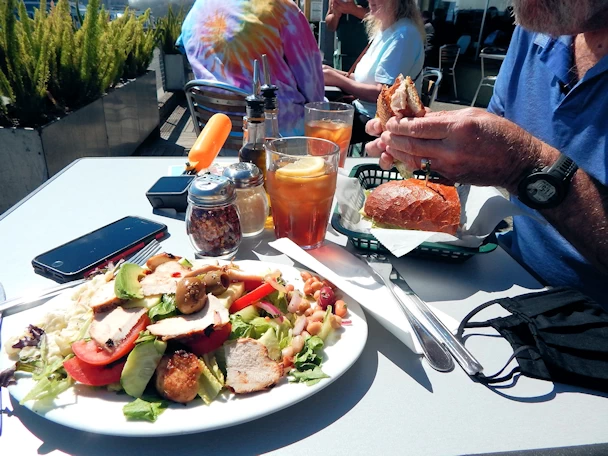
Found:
[127,240,162,266]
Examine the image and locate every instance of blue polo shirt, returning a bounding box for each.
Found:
[488,27,608,305]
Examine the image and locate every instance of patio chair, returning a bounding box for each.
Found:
[438,44,460,100]
[456,35,472,55]
[184,79,249,155]
[421,68,443,108]
[470,47,507,107]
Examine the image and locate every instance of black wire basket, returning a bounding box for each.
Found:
[331,164,498,263]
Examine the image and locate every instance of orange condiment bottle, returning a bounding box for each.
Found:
[187,113,233,173]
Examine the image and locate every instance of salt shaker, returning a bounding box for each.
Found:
[223,163,269,237]
[186,174,242,258]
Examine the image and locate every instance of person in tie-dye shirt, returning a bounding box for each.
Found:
[177,0,324,136]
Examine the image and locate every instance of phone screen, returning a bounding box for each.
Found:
[34,216,166,276]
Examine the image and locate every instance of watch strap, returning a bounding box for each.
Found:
[546,154,578,182]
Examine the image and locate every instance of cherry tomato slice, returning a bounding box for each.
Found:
[72,314,150,366]
[63,356,126,386]
[229,282,275,313]
[183,323,232,356]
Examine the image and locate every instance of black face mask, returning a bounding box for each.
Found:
[457,287,608,392]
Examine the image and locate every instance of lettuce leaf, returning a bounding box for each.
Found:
[229,315,253,339]
[123,397,168,422]
[289,366,329,386]
[290,336,329,386]
[148,294,177,322]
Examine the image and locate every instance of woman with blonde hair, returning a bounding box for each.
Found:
[323,0,425,143]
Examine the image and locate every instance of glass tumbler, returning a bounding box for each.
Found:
[265,137,340,250]
[304,101,354,168]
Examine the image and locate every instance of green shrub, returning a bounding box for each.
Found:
[0,0,156,128]
[157,5,185,55]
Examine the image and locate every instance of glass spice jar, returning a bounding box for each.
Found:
[223,162,269,237]
[186,174,242,258]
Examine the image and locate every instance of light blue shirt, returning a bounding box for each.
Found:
[353,18,424,117]
[488,26,608,306]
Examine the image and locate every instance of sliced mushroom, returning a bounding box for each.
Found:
[184,264,223,278]
[145,253,182,272]
[202,271,230,295]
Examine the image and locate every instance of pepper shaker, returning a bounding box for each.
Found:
[223,163,269,237]
[186,174,242,258]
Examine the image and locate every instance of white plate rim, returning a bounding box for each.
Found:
[1,259,368,436]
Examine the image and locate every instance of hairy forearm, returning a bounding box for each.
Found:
[511,144,608,275]
[542,169,608,275]
[331,73,381,101]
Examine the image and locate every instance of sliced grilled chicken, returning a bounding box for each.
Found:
[147,294,229,340]
[140,260,191,296]
[224,339,283,394]
[88,280,122,313]
[89,306,148,350]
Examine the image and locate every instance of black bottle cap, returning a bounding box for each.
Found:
[261,84,278,110]
[245,94,265,119]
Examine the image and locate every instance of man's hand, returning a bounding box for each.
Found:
[365,108,551,193]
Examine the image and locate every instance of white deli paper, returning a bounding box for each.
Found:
[335,171,540,257]
[269,238,459,355]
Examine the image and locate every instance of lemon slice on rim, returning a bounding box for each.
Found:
[276,157,325,177]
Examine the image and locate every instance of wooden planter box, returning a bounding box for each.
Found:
[0,71,159,214]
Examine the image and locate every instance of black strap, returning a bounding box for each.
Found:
[457,300,501,338]
[457,300,531,384]
[474,345,533,384]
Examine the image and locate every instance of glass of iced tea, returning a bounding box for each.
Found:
[266,137,340,249]
[304,102,354,168]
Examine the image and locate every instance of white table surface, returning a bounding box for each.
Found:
[1,157,607,456]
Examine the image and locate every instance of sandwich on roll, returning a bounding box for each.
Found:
[363,179,461,235]
[376,74,425,178]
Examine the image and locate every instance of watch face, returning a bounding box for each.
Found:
[526,179,557,203]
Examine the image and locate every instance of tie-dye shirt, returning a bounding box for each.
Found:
[177,0,324,136]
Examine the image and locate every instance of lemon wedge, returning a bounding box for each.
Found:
[276,157,325,177]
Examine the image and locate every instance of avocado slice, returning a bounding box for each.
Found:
[198,359,223,405]
[115,263,145,300]
[121,339,167,398]
[122,294,162,309]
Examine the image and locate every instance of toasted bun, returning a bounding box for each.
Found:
[363,179,461,235]
[375,75,425,179]
[376,74,425,128]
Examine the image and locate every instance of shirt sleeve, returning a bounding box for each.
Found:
[375,27,423,85]
[488,26,524,117]
[280,6,325,103]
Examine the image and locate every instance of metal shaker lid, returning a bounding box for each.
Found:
[223,162,264,188]
[188,174,236,206]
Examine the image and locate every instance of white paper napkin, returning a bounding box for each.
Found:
[269,238,459,355]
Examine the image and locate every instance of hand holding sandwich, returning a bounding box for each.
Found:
[365,107,560,194]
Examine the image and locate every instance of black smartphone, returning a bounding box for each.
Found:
[146,175,195,212]
[32,216,168,283]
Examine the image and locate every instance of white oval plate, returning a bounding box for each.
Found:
[1,260,368,436]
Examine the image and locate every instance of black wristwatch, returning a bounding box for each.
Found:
[517,154,578,210]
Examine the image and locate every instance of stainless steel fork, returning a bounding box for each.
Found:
[0,239,162,316]
[360,253,484,376]
[357,253,455,372]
